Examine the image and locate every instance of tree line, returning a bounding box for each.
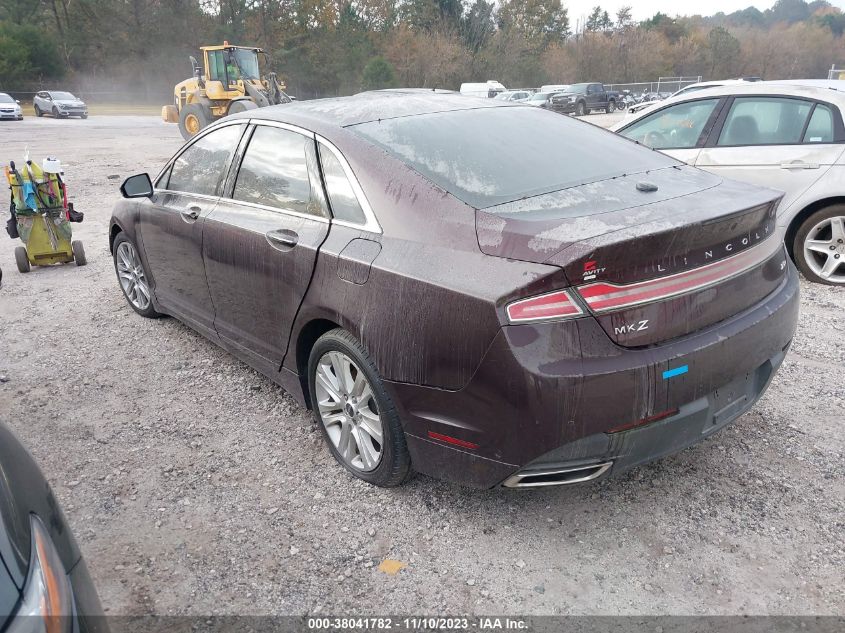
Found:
[0,0,843,101]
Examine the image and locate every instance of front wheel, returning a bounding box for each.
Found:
[80,114,88,119]
[178,103,210,141]
[34,104,42,117]
[607,100,616,113]
[576,101,586,116]
[794,205,845,285]
[112,233,161,317]
[15,247,30,273]
[308,329,411,487]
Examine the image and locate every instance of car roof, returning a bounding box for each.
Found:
[619,82,845,127]
[228,89,513,130]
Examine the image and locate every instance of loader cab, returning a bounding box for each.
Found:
[203,44,262,97]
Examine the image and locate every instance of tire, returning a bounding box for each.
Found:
[72,240,86,266]
[178,103,210,140]
[308,328,411,487]
[112,233,162,317]
[15,247,30,273]
[793,204,845,286]
[607,100,616,113]
[34,104,42,117]
[576,101,586,116]
[52,107,61,118]
[227,100,258,115]
[80,114,88,119]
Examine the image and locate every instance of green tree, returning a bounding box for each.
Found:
[497,0,569,46]
[707,26,741,78]
[0,22,64,87]
[361,56,396,89]
[462,0,495,52]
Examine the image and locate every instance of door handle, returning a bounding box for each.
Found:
[181,205,201,221]
[265,229,299,249]
[780,161,819,170]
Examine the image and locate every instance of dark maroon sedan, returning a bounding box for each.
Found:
[110,90,798,489]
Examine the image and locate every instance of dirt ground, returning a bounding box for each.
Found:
[0,115,842,617]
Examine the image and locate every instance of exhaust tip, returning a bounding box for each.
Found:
[503,462,613,488]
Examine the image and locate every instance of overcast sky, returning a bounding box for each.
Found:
[566,0,845,25]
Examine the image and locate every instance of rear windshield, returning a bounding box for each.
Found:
[351,106,676,209]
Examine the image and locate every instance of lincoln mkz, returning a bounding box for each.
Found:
[110,90,799,488]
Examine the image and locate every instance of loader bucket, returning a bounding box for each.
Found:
[162,105,179,123]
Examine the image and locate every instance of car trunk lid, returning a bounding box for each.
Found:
[477,166,786,346]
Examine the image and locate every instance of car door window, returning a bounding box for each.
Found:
[717,97,812,146]
[167,124,243,196]
[318,144,366,225]
[621,99,720,150]
[803,104,835,143]
[232,125,317,215]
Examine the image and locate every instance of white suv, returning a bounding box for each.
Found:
[614,82,845,286]
[33,90,88,119]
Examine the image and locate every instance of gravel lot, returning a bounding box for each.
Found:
[0,114,842,617]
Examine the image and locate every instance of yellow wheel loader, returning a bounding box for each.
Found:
[162,42,292,140]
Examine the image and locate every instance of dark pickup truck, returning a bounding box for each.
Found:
[549,82,621,116]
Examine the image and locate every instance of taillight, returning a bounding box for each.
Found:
[506,289,584,323]
[576,237,781,313]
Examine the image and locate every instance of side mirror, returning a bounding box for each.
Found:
[15,99,20,104]
[120,173,153,198]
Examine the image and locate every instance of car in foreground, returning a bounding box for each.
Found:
[110,90,798,489]
[613,82,845,286]
[0,93,23,120]
[0,421,107,632]
[33,91,88,118]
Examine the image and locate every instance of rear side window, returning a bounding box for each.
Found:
[352,107,676,209]
[621,99,720,150]
[318,144,366,224]
[233,125,313,214]
[718,97,812,146]
[803,104,835,143]
[167,124,243,196]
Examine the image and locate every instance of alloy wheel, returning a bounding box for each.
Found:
[314,351,383,472]
[185,113,201,136]
[115,241,152,310]
[803,214,845,284]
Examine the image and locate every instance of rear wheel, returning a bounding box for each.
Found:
[178,103,210,141]
[794,205,845,286]
[72,240,86,266]
[308,329,411,487]
[112,233,161,317]
[15,247,30,273]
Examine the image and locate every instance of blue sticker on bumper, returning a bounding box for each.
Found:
[663,365,689,380]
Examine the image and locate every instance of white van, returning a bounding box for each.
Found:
[460,81,506,99]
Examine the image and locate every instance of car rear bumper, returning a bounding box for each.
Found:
[391,262,800,489]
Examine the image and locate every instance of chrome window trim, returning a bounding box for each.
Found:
[150,190,220,204]
[315,134,382,234]
[251,118,316,139]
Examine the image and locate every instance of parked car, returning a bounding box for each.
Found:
[614,82,845,285]
[550,82,621,115]
[111,90,798,489]
[459,81,506,99]
[32,91,88,119]
[494,90,532,102]
[0,93,23,120]
[524,91,562,108]
[0,421,107,632]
